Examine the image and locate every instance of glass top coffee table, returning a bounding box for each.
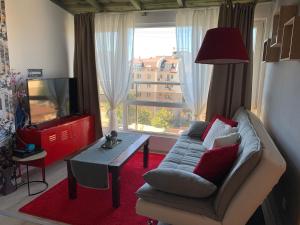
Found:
[65,132,150,208]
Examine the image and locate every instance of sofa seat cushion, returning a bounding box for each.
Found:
[136,183,220,221]
[144,168,217,198]
[178,133,204,145]
[159,138,207,173]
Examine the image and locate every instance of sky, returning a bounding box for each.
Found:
[134,27,176,59]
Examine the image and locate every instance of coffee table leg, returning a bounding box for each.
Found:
[67,161,77,199]
[26,164,30,195]
[111,167,120,208]
[143,139,149,168]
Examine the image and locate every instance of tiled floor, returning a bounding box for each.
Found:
[0,214,43,225]
[0,142,266,225]
[0,161,68,225]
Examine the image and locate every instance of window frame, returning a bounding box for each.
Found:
[121,25,190,136]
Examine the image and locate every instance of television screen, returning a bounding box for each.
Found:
[27,78,77,124]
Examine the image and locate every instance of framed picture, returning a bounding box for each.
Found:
[28,69,43,78]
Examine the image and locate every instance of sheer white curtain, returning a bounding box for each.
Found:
[176,8,219,119]
[95,13,135,131]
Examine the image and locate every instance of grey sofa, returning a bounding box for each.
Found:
[136,108,286,225]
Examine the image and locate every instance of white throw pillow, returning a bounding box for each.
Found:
[212,132,240,148]
[203,119,237,149]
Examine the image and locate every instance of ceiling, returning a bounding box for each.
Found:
[50,0,271,14]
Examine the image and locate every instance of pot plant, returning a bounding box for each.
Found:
[0,70,27,195]
[0,148,16,195]
[0,125,17,195]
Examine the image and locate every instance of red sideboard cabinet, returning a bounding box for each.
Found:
[17,115,95,167]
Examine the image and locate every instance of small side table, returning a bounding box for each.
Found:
[13,151,48,196]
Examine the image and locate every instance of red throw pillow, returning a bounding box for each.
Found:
[193,144,239,185]
[201,115,238,141]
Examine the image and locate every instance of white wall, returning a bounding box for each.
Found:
[255,2,274,33]
[135,11,176,27]
[6,0,74,78]
[261,0,300,225]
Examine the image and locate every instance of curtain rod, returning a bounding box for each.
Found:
[94,6,219,15]
[138,6,219,13]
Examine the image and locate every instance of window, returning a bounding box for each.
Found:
[165,94,172,100]
[99,27,192,135]
[164,84,173,90]
[125,27,191,135]
[251,20,266,118]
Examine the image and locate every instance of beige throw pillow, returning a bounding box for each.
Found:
[203,119,238,149]
[213,132,240,148]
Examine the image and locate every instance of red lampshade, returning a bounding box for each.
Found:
[195,27,249,64]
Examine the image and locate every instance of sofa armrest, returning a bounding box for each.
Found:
[187,121,209,139]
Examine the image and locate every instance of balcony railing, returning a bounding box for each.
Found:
[100,80,192,135]
[123,80,191,135]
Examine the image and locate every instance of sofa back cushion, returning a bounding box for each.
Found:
[213,108,262,219]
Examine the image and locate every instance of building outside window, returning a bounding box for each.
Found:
[99,27,192,135]
[165,94,172,100]
[126,27,192,135]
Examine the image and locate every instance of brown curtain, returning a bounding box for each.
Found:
[206,2,256,120]
[74,13,103,139]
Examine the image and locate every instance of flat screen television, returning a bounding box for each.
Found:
[27,78,78,125]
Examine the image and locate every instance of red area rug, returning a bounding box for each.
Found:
[20,152,164,225]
